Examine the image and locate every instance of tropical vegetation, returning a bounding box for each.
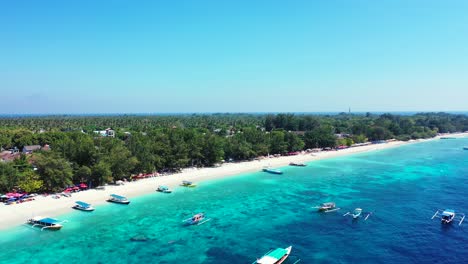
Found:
[1,112,467,193]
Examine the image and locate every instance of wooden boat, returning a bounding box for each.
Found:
[157,185,172,193]
[253,246,292,264]
[72,201,95,211]
[262,167,283,175]
[106,194,130,204]
[183,213,211,225]
[27,216,65,231]
[314,202,340,212]
[343,208,372,220]
[289,162,306,167]
[180,181,197,187]
[432,209,465,226]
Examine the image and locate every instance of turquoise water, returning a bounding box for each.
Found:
[1,139,468,263]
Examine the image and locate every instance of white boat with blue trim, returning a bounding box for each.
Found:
[262,167,283,175]
[27,216,66,231]
[107,194,130,204]
[432,209,465,225]
[72,201,95,211]
[343,208,372,220]
[253,246,292,264]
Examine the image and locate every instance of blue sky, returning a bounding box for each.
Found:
[1,0,467,114]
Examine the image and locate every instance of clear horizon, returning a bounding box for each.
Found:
[2,1,468,114]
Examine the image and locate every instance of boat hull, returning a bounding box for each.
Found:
[107,199,130,204]
[27,221,63,231]
[72,205,95,211]
[254,246,291,264]
[263,169,283,175]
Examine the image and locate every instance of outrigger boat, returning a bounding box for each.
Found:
[262,167,283,175]
[183,213,211,225]
[343,208,372,220]
[157,185,172,193]
[27,216,66,231]
[313,202,340,213]
[72,201,95,211]
[107,194,130,204]
[432,209,465,226]
[180,181,197,187]
[253,246,292,264]
[289,162,306,167]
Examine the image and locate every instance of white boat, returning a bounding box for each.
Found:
[72,201,95,211]
[262,167,283,175]
[314,202,340,212]
[289,162,306,167]
[183,213,211,225]
[343,208,372,220]
[432,209,465,226]
[253,246,292,264]
[157,185,172,193]
[180,181,197,187]
[27,216,66,231]
[107,194,130,204]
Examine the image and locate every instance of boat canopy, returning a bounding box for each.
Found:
[110,194,127,200]
[442,209,455,216]
[182,181,192,185]
[75,201,91,208]
[39,218,61,224]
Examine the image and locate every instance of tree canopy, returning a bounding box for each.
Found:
[0,112,466,192]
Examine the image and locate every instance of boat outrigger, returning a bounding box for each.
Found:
[183,213,211,225]
[343,208,372,220]
[432,209,465,226]
[72,201,95,211]
[262,167,283,175]
[253,246,292,264]
[289,162,306,167]
[107,194,130,204]
[27,216,66,231]
[313,202,340,213]
[180,181,197,187]
[157,185,172,193]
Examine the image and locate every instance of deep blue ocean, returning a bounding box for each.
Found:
[1,138,468,264]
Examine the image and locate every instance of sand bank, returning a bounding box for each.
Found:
[1,132,467,231]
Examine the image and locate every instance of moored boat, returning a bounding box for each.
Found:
[27,216,65,231]
[107,194,130,204]
[289,162,306,167]
[343,208,372,220]
[262,167,283,175]
[315,202,340,212]
[157,185,172,193]
[432,209,465,225]
[253,246,292,264]
[180,181,197,187]
[72,201,95,211]
[351,208,362,219]
[183,213,211,225]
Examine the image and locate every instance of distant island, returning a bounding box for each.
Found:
[0,112,467,193]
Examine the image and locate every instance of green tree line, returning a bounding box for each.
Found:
[1,112,467,193]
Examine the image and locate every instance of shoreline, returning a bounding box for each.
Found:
[1,132,467,231]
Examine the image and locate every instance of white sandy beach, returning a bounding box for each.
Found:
[1,133,467,231]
